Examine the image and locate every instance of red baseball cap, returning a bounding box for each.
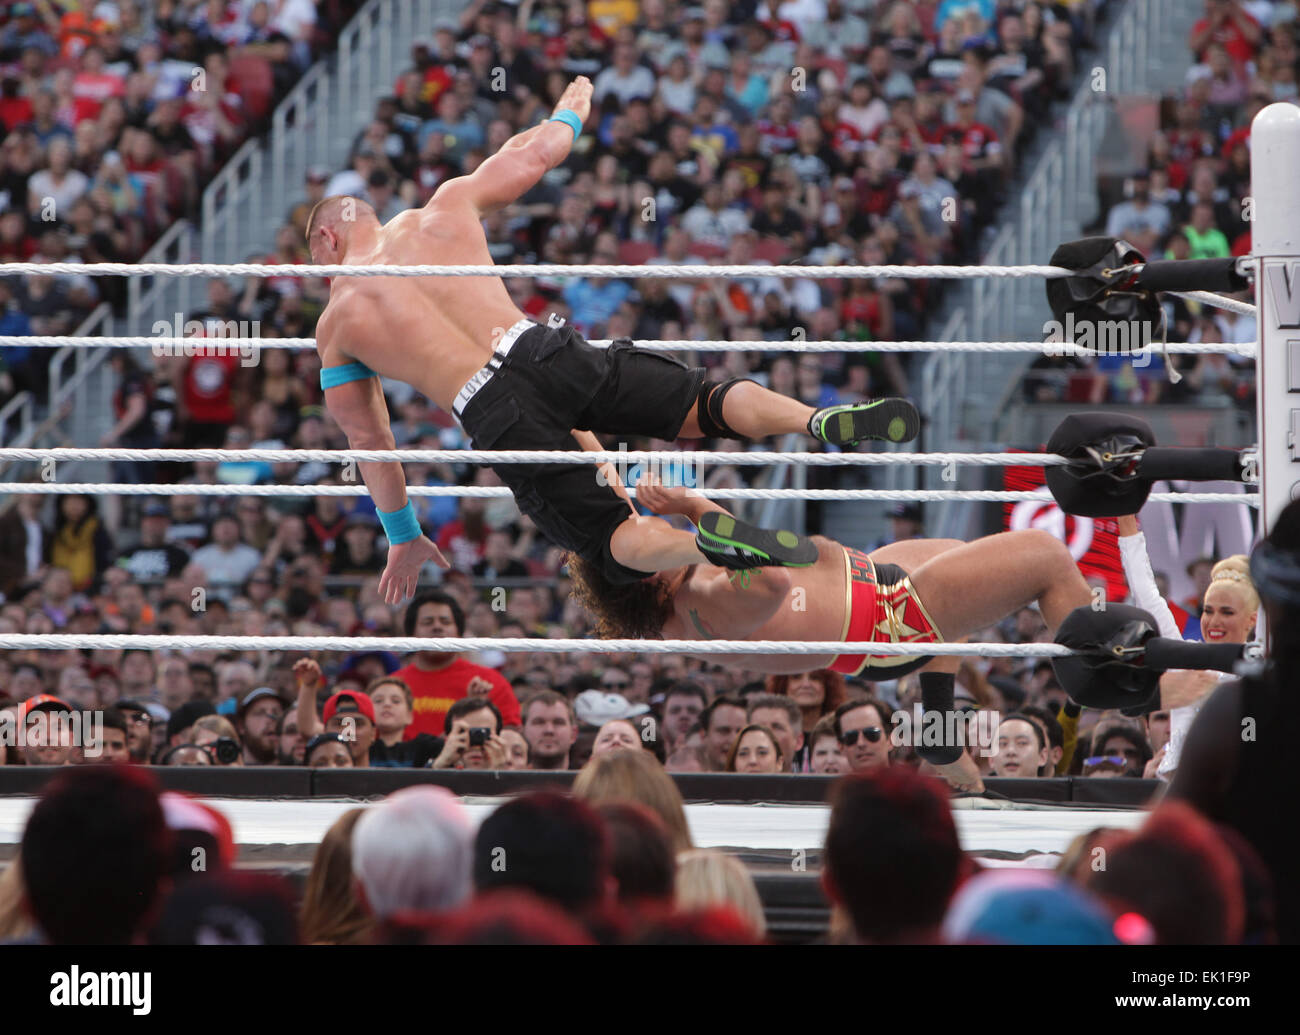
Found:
[323,690,375,725]
[18,694,74,721]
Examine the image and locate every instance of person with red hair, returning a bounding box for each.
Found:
[763,669,847,745]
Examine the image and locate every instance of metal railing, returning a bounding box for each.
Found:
[916,0,1200,537]
[201,0,438,270]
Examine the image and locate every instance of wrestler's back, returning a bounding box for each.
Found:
[663,537,847,673]
[316,200,528,412]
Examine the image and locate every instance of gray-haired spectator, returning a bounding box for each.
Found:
[352,787,474,919]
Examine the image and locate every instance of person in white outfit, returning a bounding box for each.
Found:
[1115,514,1258,779]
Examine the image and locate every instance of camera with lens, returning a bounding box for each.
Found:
[468,727,490,748]
[211,737,241,765]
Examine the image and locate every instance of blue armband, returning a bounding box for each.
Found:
[377,501,421,545]
[320,361,376,390]
[549,109,582,143]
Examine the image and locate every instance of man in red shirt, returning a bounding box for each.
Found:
[1189,0,1261,66]
[390,590,520,738]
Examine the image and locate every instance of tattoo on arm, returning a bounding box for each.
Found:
[688,608,718,640]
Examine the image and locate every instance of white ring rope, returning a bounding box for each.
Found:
[1180,290,1256,316]
[0,447,1075,467]
[0,335,1258,356]
[6,260,1256,314]
[0,482,1258,504]
[0,632,1075,657]
[4,260,1073,279]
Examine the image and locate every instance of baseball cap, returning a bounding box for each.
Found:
[167,700,216,740]
[142,501,170,518]
[237,687,288,719]
[116,697,153,716]
[888,502,923,522]
[306,164,330,182]
[18,694,73,721]
[573,690,650,727]
[322,690,376,725]
[942,871,1124,945]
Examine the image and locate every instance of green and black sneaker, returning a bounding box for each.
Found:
[808,398,921,446]
[695,512,818,570]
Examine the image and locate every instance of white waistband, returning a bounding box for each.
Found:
[452,318,536,419]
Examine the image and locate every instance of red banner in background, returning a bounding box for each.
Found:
[1002,452,1129,603]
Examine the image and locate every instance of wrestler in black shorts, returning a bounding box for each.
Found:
[456,320,709,584]
[456,318,921,586]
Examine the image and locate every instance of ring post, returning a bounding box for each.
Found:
[1251,103,1300,542]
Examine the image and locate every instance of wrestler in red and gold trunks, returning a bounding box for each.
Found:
[568,473,1092,772]
[828,547,943,679]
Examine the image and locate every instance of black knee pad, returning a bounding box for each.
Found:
[696,378,756,440]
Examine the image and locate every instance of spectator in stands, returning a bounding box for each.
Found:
[190,513,264,597]
[823,767,963,944]
[725,724,783,775]
[990,713,1050,779]
[808,714,849,775]
[660,681,707,754]
[19,765,170,945]
[474,791,611,917]
[235,686,287,767]
[746,694,805,772]
[521,689,579,770]
[573,747,694,856]
[675,849,766,937]
[1086,803,1243,943]
[353,786,474,919]
[299,808,373,945]
[389,591,519,737]
[430,696,506,770]
[699,695,748,772]
[834,698,894,773]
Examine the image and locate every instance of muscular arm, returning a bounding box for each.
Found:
[435,77,592,217]
[318,315,409,514]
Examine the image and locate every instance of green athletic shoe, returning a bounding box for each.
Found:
[695,512,818,570]
[808,398,921,446]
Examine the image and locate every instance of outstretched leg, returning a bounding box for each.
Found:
[675,380,920,446]
[907,529,1091,638]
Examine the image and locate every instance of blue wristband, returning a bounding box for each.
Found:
[549,109,582,143]
[377,501,421,545]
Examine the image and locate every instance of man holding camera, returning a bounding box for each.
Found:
[429,697,507,770]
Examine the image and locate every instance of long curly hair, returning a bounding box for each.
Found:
[763,670,847,719]
[565,552,676,640]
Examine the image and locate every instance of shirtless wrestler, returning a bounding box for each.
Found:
[568,474,1094,766]
[306,75,920,604]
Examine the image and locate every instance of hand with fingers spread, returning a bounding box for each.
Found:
[378,535,450,604]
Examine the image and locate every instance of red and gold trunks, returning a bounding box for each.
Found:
[829,547,943,678]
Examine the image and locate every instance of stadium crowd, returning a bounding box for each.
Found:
[1,1,1292,946]
[1028,0,1277,407]
[0,0,361,403]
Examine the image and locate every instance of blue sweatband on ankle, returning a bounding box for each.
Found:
[377,501,421,544]
[549,109,582,142]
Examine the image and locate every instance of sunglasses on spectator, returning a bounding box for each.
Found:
[1083,755,1128,769]
[602,679,629,689]
[840,727,884,746]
